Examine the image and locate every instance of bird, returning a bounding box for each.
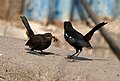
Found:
[64,21,107,59]
[20,16,59,53]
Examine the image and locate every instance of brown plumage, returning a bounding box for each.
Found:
[20,16,59,53]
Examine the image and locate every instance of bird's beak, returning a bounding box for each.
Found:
[52,36,60,42]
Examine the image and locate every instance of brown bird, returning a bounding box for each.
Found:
[20,16,59,53]
[64,21,107,59]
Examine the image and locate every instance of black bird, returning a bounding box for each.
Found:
[64,21,107,59]
[20,16,59,53]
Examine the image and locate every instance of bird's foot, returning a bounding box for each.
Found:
[72,56,78,61]
[66,55,74,59]
[66,56,78,62]
[40,51,46,55]
[66,55,79,62]
[31,48,34,51]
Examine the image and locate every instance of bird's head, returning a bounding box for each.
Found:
[44,33,53,40]
[44,33,60,42]
[64,21,74,31]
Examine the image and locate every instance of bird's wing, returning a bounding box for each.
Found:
[25,34,44,46]
[73,37,91,48]
[65,32,91,48]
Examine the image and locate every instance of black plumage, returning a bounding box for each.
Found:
[64,21,107,59]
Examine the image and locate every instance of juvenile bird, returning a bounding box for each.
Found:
[20,16,59,53]
[64,21,107,59]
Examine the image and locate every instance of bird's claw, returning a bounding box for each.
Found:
[66,55,74,59]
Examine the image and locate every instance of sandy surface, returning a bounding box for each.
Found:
[0,19,120,60]
[0,36,120,81]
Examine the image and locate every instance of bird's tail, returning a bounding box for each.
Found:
[20,16,34,38]
[84,22,107,41]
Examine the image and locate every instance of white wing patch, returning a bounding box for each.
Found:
[65,33,75,41]
[65,33,69,37]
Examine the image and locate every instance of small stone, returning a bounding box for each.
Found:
[117,74,120,77]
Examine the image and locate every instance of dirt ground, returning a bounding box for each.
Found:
[0,36,120,81]
[0,17,120,81]
[0,17,120,60]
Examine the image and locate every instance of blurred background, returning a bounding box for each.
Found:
[0,0,120,60]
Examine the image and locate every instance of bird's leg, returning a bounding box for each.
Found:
[40,50,45,54]
[67,49,79,59]
[31,48,34,51]
[72,49,82,61]
[75,51,81,59]
[75,49,82,58]
[72,51,81,62]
